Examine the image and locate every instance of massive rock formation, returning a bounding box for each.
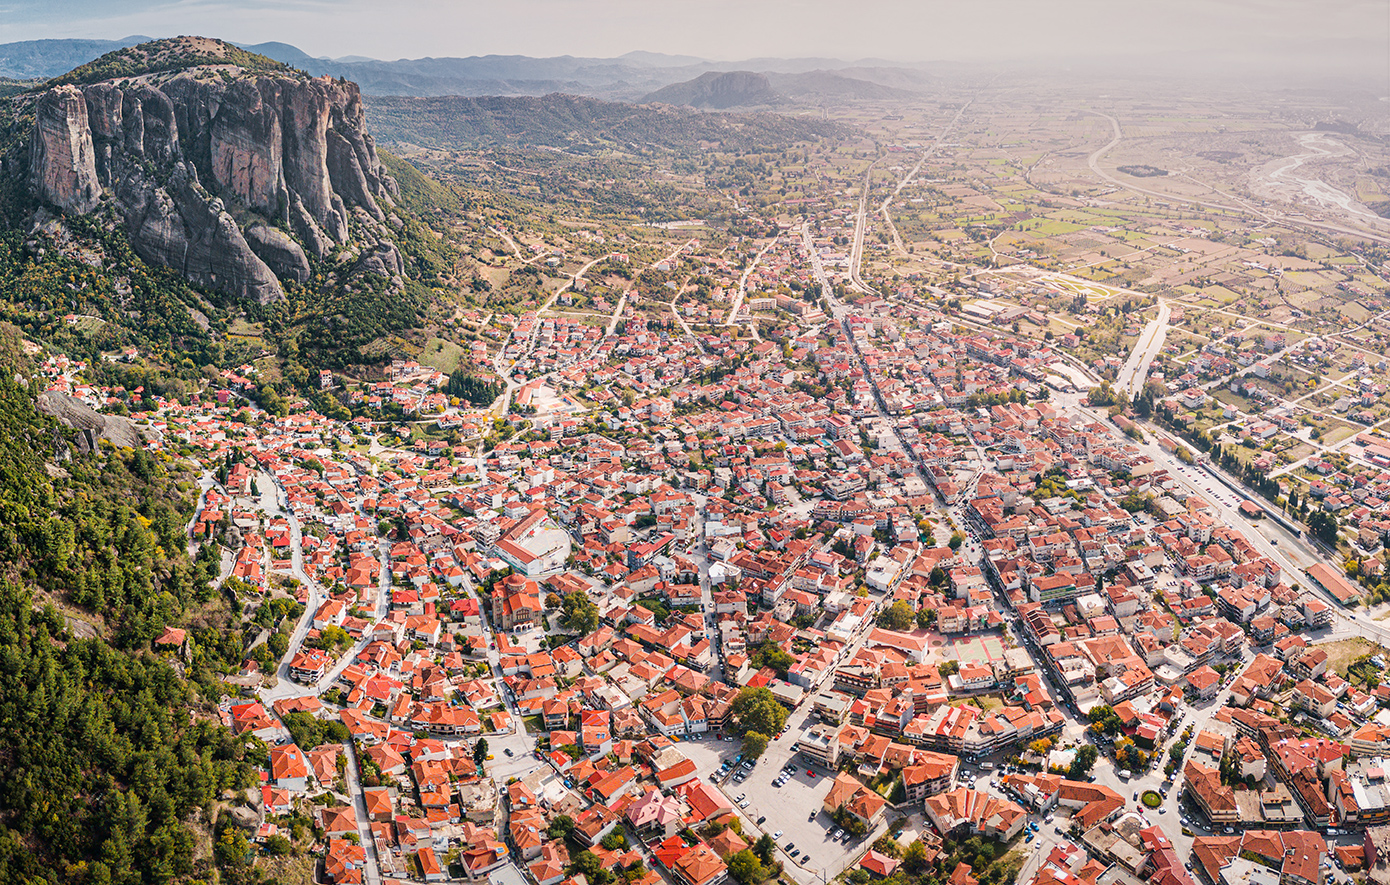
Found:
[29,85,102,213]
[24,41,399,303]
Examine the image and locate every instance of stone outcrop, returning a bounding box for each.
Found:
[244,221,311,283]
[37,390,149,452]
[29,85,102,214]
[25,63,397,303]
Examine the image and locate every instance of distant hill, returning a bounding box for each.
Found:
[643,68,919,108]
[238,40,322,67]
[642,71,782,109]
[0,36,150,79]
[768,70,918,101]
[362,92,847,154]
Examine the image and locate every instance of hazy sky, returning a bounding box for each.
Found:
[0,0,1383,69]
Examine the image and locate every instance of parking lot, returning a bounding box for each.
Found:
[676,727,881,883]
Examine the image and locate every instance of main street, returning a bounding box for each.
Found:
[847,158,882,295]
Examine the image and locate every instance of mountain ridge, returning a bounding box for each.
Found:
[0,36,926,100]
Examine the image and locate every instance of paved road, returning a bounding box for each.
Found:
[343,739,385,885]
[848,158,882,295]
[605,292,629,337]
[256,471,327,701]
[540,254,611,313]
[1116,299,1171,397]
[878,100,973,256]
[727,235,779,334]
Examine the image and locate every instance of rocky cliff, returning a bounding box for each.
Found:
[21,37,400,303]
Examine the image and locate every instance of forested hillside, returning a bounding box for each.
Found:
[0,334,256,883]
[364,92,847,155]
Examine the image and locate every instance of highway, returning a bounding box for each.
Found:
[1115,299,1171,397]
[847,158,881,295]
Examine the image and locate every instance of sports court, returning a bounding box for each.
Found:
[921,631,1009,666]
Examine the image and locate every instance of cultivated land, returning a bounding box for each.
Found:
[34,70,1390,885]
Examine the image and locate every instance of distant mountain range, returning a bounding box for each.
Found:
[0,35,151,79]
[0,36,927,105]
[362,92,849,153]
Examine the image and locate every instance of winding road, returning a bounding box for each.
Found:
[1085,111,1390,247]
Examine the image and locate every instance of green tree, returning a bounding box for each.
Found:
[729,687,789,737]
[548,815,575,840]
[474,738,489,769]
[262,834,292,856]
[1087,705,1122,735]
[742,731,770,760]
[1307,509,1339,546]
[601,831,628,850]
[561,590,600,635]
[446,370,505,408]
[570,851,613,885]
[949,531,965,550]
[1068,744,1099,780]
[903,840,928,875]
[876,599,915,631]
[752,642,795,676]
[726,850,766,885]
[753,834,776,866]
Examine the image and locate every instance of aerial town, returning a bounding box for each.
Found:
[43,153,1390,885]
[8,28,1390,885]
